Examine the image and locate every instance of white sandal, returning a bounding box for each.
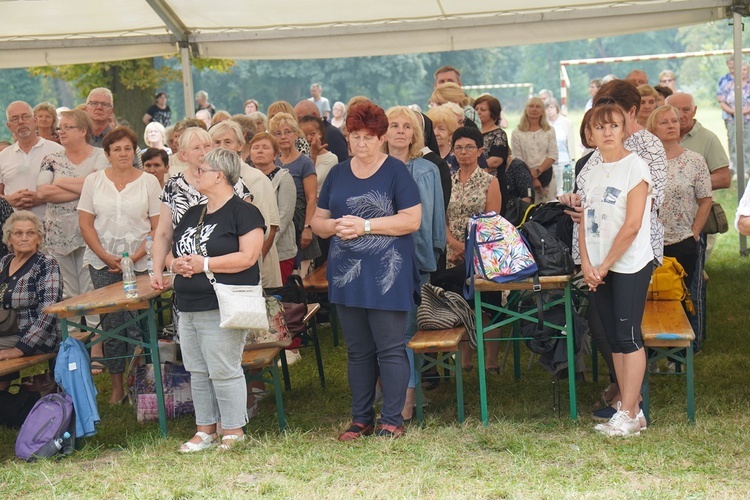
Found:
[178,431,216,453]
[217,434,245,451]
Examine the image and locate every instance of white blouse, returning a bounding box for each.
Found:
[77,170,162,272]
[510,128,558,170]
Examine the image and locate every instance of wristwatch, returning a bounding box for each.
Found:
[364,220,371,235]
[203,256,210,274]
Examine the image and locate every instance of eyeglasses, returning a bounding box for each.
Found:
[87,101,112,109]
[196,167,221,176]
[8,114,33,124]
[55,126,80,132]
[453,145,478,153]
[272,130,296,137]
[349,134,378,144]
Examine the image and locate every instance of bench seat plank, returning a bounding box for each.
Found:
[0,352,56,377]
[408,327,465,353]
[642,301,694,347]
[242,347,282,368]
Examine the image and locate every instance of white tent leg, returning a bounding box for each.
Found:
[733,11,747,255]
[181,43,195,119]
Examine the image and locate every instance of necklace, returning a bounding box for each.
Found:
[601,162,616,178]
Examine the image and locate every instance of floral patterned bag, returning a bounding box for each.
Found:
[244,297,293,351]
[464,211,538,298]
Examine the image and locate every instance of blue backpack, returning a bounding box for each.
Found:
[15,392,76,461]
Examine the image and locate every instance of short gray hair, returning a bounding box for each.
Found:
[202,148,241,186]
[87,87,113,104]
[195,90,208,100]
[2,210,45,251]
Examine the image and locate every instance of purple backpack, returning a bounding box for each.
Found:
[15,393,76,461]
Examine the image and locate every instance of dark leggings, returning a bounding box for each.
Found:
[336,305,409,427]
[590,263,653,355]
[664,236,699,289]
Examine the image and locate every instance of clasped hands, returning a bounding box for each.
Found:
[334,215,365,240]
[582,263,608,292]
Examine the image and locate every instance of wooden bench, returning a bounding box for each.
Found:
[242,346,286,431]
[407,327,466,424]
[0,352,56,378]
[279,303,325,391]
[641,300,695,423]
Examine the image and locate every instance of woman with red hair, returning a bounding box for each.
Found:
[311,102,422,440]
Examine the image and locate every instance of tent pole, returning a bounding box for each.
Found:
[180,43,195,119]
[733,11,747,256]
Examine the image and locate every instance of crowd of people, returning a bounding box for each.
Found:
[1,60,748,448]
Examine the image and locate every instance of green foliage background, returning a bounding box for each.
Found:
[0,20,748,142]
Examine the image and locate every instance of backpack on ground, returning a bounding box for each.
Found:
[518,220,575,277]
[15,392,76,462]
[464,211,538,299]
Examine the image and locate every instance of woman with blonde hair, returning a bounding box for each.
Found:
[34,102,60,143]
[143,121,171,153]
[330,101,346,129]
[269,112,320,274]
[383,106,445,422]
[38,108,109,373]
[426,105,462,174]
[430,82,479,127]
[267,101,310,158]
[511,96,558,202]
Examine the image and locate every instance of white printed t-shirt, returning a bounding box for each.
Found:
[580,153,653,274]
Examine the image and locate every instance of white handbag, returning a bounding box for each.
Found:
[205,269,269,330]
[195,204,269,331]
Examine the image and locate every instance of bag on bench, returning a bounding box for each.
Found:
[648,256,695,314]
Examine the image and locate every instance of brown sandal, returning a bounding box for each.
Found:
[338,422,374,442]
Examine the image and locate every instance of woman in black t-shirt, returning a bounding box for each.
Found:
[151,148,265,453]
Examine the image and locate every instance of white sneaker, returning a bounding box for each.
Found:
[594,402,641,437]
[603,403,641,437]
[637,409,647,430]
[277,349,301,368]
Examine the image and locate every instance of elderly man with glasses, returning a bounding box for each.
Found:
[0,101,63,220]
[86,87,141,168]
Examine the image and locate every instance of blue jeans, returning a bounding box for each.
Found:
[337,305,409,427]
[179,309,248,430]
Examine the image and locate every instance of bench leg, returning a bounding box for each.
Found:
[415,353,424,424]
[642,348,651,423]
[686,346,695,424]
[269,361,286,431]
[280,346,291,391]
[310,319,326,388]
[454,347,464,423]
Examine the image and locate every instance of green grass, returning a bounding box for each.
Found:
[1,183,749,497]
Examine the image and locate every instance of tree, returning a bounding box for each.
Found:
[29,57,233,141]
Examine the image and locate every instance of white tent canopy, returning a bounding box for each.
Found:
[0,0,737,68]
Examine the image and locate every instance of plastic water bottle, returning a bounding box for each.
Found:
[563,161,574,194]
[122,252,138,298]
[54,432,71,450]
[145,236,154,277]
